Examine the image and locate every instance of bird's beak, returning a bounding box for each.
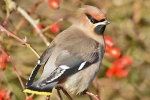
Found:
[105,20,110,25]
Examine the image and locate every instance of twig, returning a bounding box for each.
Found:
[16,6,49,46]
[0,45,28,98]
[46,95,50,100]
[3,0,11,26]
[92,77,100,99]
[14,0,44,33]
[6,0,49,46]
[86,91,99,100]
[0,25,40,58]
[44,33,55,40]
[2,15,10,26]
[27,0,44,13]
[8,57,27,95]
[42,18,63,32]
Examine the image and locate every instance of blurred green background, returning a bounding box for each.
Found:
[0,0,150,100]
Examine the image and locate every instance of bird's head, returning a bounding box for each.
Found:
[77,5,110,35]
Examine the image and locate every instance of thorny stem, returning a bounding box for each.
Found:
[0,25,40,58]
[27,0,44,13]
[8,57,28,98]
[0,46,28,98]
[42,18,63,32]
[92,78,100,99]
[6,0,49,46]
[86,91,100,100]
[2,15,10,26]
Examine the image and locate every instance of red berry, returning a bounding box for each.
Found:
[115,69,128,78]
[108,47,121,58]
[1,53,8,62]
[120,56,133,66]
[104,36,114,47]
[37,24,44,29]
[105,44,111,52]
[113,60,124,69]
[0,62,6,70]
[34,23,44,33]
[0,89,7,98]
[50,23,60,34]
[106,68,114,78]
[27,98,34,100]
[48,0,60,10]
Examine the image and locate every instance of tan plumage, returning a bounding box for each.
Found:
[24,5,110,96]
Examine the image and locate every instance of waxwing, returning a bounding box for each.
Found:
[24,5,110,95]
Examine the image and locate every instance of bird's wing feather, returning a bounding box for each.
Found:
[26,46,55,87]
[37,49,99,87]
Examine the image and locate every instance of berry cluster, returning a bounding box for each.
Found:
[0,53,8,71]
[104,36,133,78]
[104,36,121,58]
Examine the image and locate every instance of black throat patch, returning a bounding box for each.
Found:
[94,25,106,35]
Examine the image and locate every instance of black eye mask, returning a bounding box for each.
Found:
[86,14,105,24]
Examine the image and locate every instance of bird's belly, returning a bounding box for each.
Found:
[57,61,100,94]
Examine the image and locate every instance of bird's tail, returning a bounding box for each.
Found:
[23,81,58,95]
[24,89,51,95]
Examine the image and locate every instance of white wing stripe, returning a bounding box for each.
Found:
[37,60,40,64]
[59,65,70,69]
[78,61,86,70]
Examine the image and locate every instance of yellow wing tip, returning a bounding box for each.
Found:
[24,89,51,95]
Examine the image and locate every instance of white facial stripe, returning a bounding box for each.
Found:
[59,65,70,69]
[95,20,109,26]
[78,61,86,70]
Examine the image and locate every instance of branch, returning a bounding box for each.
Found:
[16,6,49,46]
[0,45,28,98]
[7,0,50,46]
[0,25,40,58]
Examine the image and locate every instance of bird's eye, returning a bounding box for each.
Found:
[86,14,99,24]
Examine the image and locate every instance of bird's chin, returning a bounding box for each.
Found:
[94,25,106,35]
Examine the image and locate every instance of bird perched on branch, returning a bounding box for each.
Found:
[24,5,110,96]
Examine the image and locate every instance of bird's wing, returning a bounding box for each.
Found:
[26,45,55,87]
[37,49,99,87]
[34,27,103,87]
